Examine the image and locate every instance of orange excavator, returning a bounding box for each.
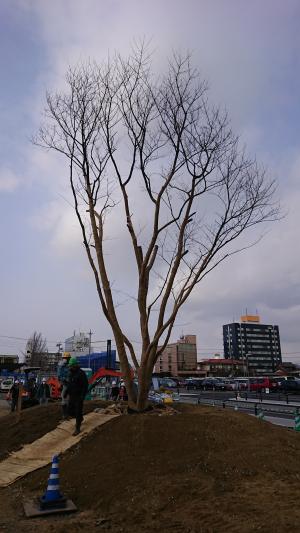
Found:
[89,367,123,386]
[47,367,126,400]
[47,376,62,400]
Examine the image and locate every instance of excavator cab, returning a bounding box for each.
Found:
[21,367,41,408]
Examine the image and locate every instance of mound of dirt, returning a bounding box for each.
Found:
[0,399,109,461]
[1,403,300,532]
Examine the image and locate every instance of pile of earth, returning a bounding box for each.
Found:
[0,399,110,461]
[1,402,300,532]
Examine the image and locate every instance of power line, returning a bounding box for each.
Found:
[0,334,28,341]
[0,334,64,344]
[0,333,299,357]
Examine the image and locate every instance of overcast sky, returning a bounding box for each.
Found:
[1,0,300,363]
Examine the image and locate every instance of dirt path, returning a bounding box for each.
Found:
[0,411,120,487]
[0,400,108,461]
[0,407,9,418]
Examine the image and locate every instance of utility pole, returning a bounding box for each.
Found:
[88,330,93,369]
[56,342,63,351]
[56,343,63,373]
[107,339,112,368]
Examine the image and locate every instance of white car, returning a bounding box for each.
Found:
[224,380,238,391]
[0,378,14,393]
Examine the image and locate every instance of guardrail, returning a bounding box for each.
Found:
[226,398,300,417]
[178,391,300,417]
[179,389,297,402]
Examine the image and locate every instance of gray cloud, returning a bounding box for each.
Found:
[0,0,299,364]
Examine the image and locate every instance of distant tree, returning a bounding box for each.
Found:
[35,45,280,411]
[25,331,48,369]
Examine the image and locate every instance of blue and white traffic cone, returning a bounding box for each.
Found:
[39,455,66,510]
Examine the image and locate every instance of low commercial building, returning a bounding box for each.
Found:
[25,350,61,371]
[274,362,300,377]
[154,335,197,376]
[0,354,19,372]
[197,358,246,377]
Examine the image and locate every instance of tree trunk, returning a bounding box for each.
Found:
[112,334,138,409]
[136,364,153,411]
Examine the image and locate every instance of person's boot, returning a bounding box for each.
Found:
[62,404,68,419]
[72,426,81,436]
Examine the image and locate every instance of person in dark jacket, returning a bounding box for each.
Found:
[37,378,51,405]
[110,381,120,401]
[57,352,71,419]
[119,380,128,401]
[64,357,89,436]
[9,380,20,412]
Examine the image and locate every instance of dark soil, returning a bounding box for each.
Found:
[0,400,108,461]
[1,403,300,532]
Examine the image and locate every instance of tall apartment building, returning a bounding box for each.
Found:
[154,335,197,376]
[223,315,282,375]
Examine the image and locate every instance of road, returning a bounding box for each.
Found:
[178,389,300,428]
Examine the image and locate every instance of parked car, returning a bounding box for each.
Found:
[280,378,300,394]
[269,377,285,390]
[169,377,187,388]
[224,379,238,391]
[234,379,248,391]
[0,377,14,393]
[268,377,290,392]
[178,377,189,388]
[159,377,178,389]
[201,378,226,391]
[214,379,227,391]
[247,377,284,392]
[185,378,203,390]
[270,376,299,392]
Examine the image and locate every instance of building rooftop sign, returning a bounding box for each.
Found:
[240,315,260,323]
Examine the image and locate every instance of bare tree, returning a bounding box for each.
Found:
[25,331,48,369]
[35,46,279,410]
